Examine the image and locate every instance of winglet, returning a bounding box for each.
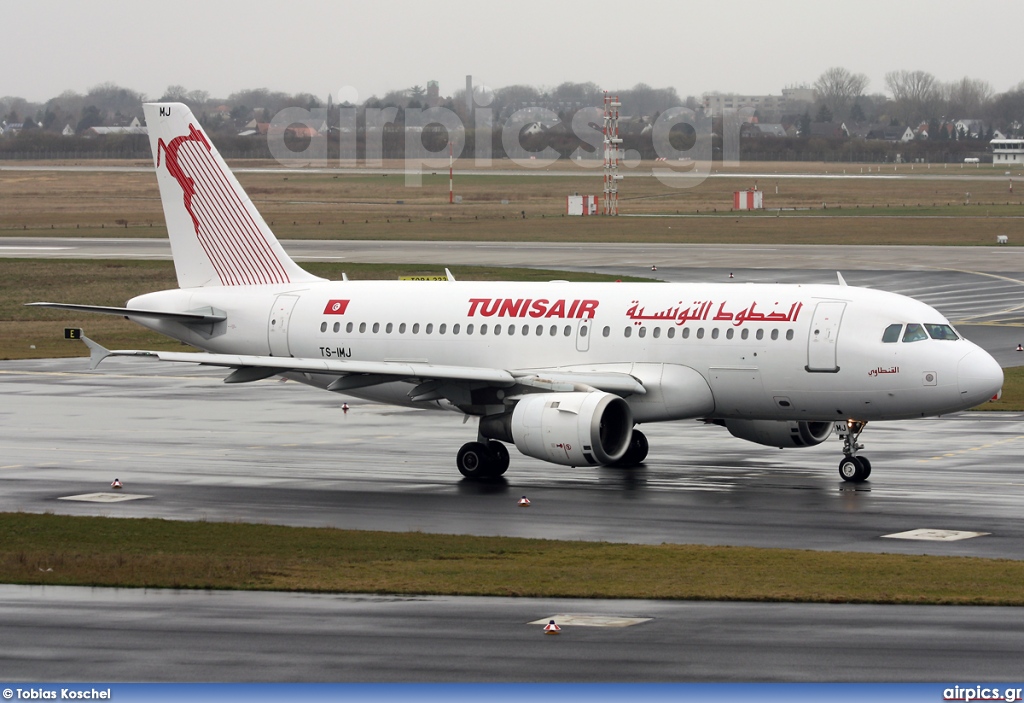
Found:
[445,268,457,282]
[836,272,848,286]
[66,328,111,369]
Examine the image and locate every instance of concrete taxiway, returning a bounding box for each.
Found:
[3,585,1024,682]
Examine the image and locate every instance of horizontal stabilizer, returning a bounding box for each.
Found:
[27,302,226,324]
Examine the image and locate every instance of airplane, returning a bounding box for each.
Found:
[29,102,1004,484]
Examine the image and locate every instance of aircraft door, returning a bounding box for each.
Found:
[268,294,300,357]
[806,301,846,372]
[575,317,592,352]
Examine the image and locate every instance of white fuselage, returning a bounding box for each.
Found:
[128,279,1003,424]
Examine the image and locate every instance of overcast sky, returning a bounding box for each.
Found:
[6,0,1021,104]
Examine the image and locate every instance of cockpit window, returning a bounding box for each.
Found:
[882,324,902,343]
[925,323,959,340]
[902,323,928,343]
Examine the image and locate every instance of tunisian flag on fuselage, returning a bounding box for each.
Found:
[323,300,350,315]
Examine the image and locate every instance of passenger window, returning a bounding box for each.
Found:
[480,324,487,335]
[425,323,432,334]
[494,324,501,336]
[638,327,647,338]
[711,328,719,339]
[726,329,734,340]
[439,323,447,334]
[771,329,779,340]
[667,328,675,339]
[466,324,473,335]
[741,328,749,340]
[549,325,557,336]
[696,328,705,339]
[399,323,406,334]
[882,323,902,343]
[925,324,959,340]
[786,329,794,341]
[385,323,393,334]
[536,325,543,336]
[563,325,571,336]
[412,323,419,334]
[372,322,380,334]
[320,322,328,333]
[653,328,661,339]
[903,323,927,343]
[347,322,354,333]
[523,325,530,336]
[359,322,366,333]
[453,324,461,334]
[755,329,764,340]
[624,327,632,338]
[603,326,610,337]
[682,327,690,339]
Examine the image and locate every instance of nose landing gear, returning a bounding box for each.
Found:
[836,420,871,482]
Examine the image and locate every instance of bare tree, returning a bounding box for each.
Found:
[944,77,993,118]
[813,67,869,120]
[885,70,942,124]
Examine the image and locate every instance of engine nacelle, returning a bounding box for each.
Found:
[506,391,633,467]
[724,419,833,448]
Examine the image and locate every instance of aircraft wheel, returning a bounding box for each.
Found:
[487,441,510,476]
[613,430,649,468]
[457,442,493,479]
[859,456,872,479]
[838,456,868,483]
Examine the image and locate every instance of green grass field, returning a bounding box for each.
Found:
[3,513,1024,605]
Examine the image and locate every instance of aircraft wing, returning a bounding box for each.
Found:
[75,333,646,398]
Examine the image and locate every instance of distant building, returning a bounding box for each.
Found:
[808,122,849,139]
[867,125,914,142]
[991,138,1024,165]
[702,87,813,120]
[426,80,441,107]
[955,119,984,139]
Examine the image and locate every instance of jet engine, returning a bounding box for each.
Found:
[724,419,833,448]
[481,391,633,467]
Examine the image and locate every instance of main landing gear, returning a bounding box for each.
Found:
[835,420,871,483]
[456,440,509,479]
[613,429,649,468]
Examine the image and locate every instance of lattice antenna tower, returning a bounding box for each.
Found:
[602,92,623,215]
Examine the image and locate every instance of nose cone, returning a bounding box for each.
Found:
[958,348,1004,408]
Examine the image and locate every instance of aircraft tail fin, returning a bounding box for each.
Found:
[142,102,323,289]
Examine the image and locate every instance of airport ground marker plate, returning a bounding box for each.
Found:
[529,614,652,627]
[58,492,152,503]
[882,528,989,541]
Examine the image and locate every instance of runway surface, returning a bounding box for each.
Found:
[4,239,1024,681]
[4,236,1024,271]
[3,585,1024,682]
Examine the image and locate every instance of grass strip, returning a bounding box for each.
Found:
[2,513,1023,605]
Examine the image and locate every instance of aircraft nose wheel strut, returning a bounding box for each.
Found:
[835,420,871,482]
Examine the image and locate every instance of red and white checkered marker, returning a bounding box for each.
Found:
[543,620,561,634]
[110,479,122,490]
[517,496,531,507]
